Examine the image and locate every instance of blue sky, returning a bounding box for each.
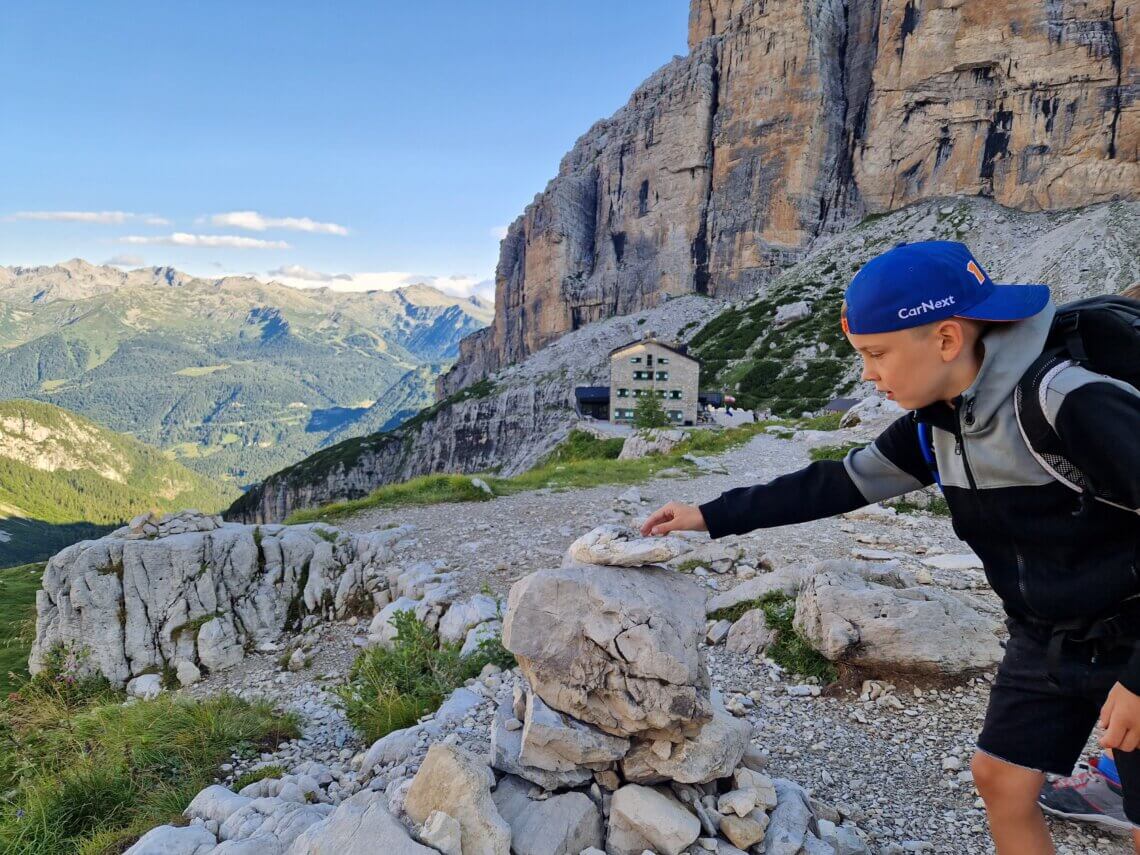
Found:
[0,2,689,299]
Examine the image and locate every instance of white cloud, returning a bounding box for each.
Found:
[210,211,348,236]
[10,210,133,224]
[121,233,291,249]
[490,225,510,240]
[263,268,494,301]
[267,264,352,282]
[8,210,171,226]
[104,254,145,267]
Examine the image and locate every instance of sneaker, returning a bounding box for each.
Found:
[1038,761,1132,833]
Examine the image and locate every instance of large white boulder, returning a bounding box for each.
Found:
[124,824,216,855]
[286,790,437,855]
[30,520,406,686]
[794,565,1004,674]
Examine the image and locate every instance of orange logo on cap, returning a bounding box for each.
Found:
[966,260,985,285]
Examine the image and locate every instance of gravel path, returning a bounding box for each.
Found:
[187,429,1132,854]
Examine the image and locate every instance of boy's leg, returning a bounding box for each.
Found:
[1110,747,1140,852]
[976,626,1108,852]
[973,751,1053,854]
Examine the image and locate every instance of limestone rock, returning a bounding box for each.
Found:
[503,563,711,739]
[126,673,163,700]
[620,705,750,784]
[369,596,419,648]
[124,824,216,855]
[764,778,819,855]
[566,525,689,567]
[175,659,202,687]
[838,396,906,431]
[725,610,776,657]
[286,790,437,855]
[520,691,630,772]
[705,565,811,616]
[361,723,436,774]
[607,785,701,855]
[490,697,594,790]
[439,594,501,644]
[719,812,768,850]
[405,743,511,855]
[773,301,812,328]
[219,798,333,848]
[461,619,503,657]
[492,775,604,855]
[793,566,1003,673]
[420,810,462,855]
[706,619,732,646]
[30,522,401,686]
[618,428,686,460]
[185,785,252,826]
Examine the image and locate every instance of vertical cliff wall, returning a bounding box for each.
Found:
[439,0,1137,398]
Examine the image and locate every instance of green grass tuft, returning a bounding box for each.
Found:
[337,610,514,744]
[0,659,299,855]
[710,592,836,682]
[0,563,44,695]
[231,764,285,792]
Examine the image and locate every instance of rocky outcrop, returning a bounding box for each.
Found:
[441,0,1139,396]
[793,562,1005,674]
[226,381,576,524]
[29,510,408,687]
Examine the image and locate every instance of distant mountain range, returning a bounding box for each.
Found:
[0,398,238,565]
[0,259,492,486]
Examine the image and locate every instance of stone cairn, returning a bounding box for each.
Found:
[121,524,871,854]
[392,526,869,855]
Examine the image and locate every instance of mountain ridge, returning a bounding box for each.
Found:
[0,260,492,485]
[0,398,237,565]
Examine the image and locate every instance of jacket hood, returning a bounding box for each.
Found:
[962,297,1055,431]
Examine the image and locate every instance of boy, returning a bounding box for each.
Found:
[641,242,1140,854]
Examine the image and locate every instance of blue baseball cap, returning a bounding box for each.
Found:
[842,241,1050,335]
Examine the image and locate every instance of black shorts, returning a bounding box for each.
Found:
[977,620,1140,825]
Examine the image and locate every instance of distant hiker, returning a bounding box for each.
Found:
[642,241,1140,855]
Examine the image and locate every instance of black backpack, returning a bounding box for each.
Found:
[1013,295,1140,513]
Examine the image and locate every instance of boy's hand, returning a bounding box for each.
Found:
[640,501,708,537]
[1099,682,1140,752]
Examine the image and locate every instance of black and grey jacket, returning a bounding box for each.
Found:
[698,299,1140,690]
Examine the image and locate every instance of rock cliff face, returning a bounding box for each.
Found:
[440,0,1138,397]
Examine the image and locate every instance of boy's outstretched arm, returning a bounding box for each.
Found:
[694,414,934,539]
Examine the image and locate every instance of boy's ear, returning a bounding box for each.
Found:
[936,319,967,362]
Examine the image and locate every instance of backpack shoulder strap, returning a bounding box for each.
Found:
[1014,351,1137,512]
[915,419,942,491]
